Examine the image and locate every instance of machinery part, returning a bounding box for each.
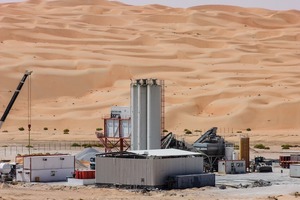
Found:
[0,163,11,174]
[161,132,187,150]
[192,127,225,171]
[250,156,273,173]
[0,70,32,129]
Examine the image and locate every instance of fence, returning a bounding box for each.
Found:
[0,140,102,160]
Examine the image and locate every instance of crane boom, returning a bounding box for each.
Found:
[0,70,33,129]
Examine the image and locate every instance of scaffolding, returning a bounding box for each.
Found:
[96,117,131,153]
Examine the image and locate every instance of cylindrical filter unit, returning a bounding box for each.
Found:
[232,151,239,160]
[147,79,161,149]
[225,146,234,160]
[137,79,148,150]
[130,80,139,150]
[239,136,250,168]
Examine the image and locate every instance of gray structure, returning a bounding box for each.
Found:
[218,160,246,174]
[290,164,300,178]
[130,79,162,150]
[95,149,205,188]
[168,173,215,189]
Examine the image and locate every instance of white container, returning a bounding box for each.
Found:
[232,151,239,160]
[290,164,300,178]
[0,163,11,174]
[225,147,234,160]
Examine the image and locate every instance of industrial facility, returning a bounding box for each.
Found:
[0,72,299,194]
[95,148,215,189]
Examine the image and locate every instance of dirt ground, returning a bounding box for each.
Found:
[0,167,299,200]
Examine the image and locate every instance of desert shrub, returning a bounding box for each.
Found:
[96,128,103,131]
[234,144,239,150]
[195,129,202,132]
[254,143,269,150]
[246,128,251,131]
[236,130,242,133]
[82,144,92,148]
[2,145,8,147]
[184,129,192,134]
[19,127,25,131]
[2,130,8,133]
[44,127,48,130]
[163,129,168,133]
[63,129,70,134]
[281,144,292,149]
[71,143,81,147]
[26,145,33,148]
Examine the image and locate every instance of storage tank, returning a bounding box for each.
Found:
[225,146,234,160]
[239,136,250,168]
[232,151,239,160]
[147,79,161,149]
[0,163,11,174]
[130,80,139,150]
[137,79,148,150]
[130,78,162,150]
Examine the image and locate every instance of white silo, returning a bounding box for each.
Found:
[130,78,162,150]
[130,80,139,150]
[147,79,161,149]
[137,79,148,150]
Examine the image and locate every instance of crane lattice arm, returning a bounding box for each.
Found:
[0,70,32,129]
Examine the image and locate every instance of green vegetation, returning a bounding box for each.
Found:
[18,127,25,131]
[254,143,270,150]
[71,143,103,148]
[184,129,192,135]
[96,128,103,131]
[236,130,242,133]
[44,127,48,130]
[71,143,81,147]
[63,129,70,134]
[26,145,33,148]
[281,144,297,149]
[82,144,92,148]
[246,128,251,131]
[163,129,169,133]
[234,144,239,150]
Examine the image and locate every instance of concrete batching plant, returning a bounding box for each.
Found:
[130,79,162,150]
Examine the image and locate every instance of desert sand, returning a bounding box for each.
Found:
[0,0,300,199]
[0,1,300,143]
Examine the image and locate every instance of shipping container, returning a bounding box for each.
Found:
[16,155,75,182]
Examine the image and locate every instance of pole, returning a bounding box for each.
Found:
[28,73,32,155]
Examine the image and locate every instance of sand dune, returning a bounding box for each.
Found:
[0,0,300,145]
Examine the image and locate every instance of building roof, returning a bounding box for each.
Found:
[128,148,201,157]
[96,149,202,159]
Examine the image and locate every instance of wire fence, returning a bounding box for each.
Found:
[0,140,101,160]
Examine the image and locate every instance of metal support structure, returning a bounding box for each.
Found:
[96,117,130,153]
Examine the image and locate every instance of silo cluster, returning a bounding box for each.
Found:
[130,79,162,150]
